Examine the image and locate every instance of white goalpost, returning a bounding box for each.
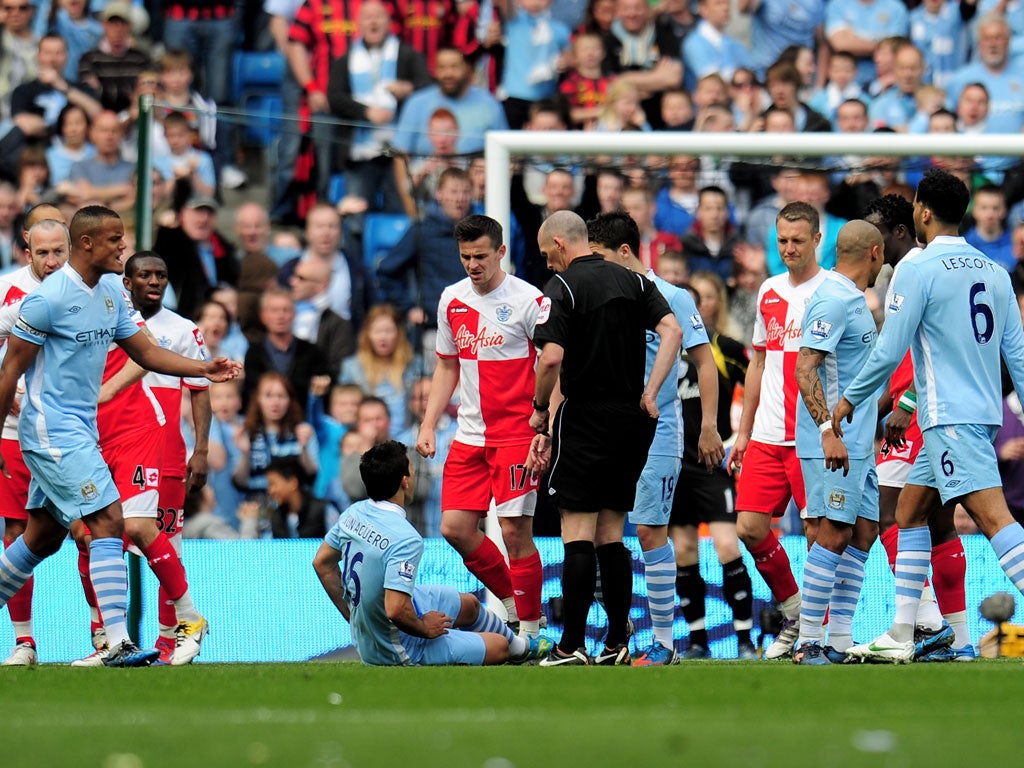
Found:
[484,130,1024,270]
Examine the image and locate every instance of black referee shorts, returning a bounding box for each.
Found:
[670,460,737,527]
[547,398,656,513]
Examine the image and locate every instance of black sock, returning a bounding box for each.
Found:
[722,557,753,646]
[676,564,707,647]
[596,542,632,647]
[559,540,596,653]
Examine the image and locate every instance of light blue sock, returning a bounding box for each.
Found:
[642,543,676,649]
[468,603,514,642]
[828,545,868,647]
[798,543,841,645]
[991,523,1024,594]
[0,536,43,606]
[89,538,130,647]
[892,526,932,638]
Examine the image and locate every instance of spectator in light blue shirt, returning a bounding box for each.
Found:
[868,42,924,131]
[944,14,1024,134]
[825,0,909,87]
[498,0,572,129]
[740,0,824,79]
[909,0,968,90]
[682,0,752,91]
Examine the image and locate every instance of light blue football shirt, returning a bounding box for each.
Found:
[796,271,879,459]
[646,272,709,459]
[325,498,424,666]
[13,263,142,455]
[843,236,1024,429]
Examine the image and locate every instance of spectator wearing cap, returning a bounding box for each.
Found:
[58,108,135,211]
[77,0,152,113]
[154,195,239,319]
[0,0,39,121]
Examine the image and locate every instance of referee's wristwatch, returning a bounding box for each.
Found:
[532,399,549,411]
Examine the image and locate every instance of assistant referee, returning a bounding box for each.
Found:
[528,210,683,666]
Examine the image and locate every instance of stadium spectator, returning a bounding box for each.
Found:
[340,395,393,502]
[908,0,968,90]
[825,0,908,88]
[945,14,1024,134]
[730,202,830,660]
[682,0,752,92]
[671,271,754,660]
[60,109,134,212]
[606,0,682,129]
[160,0,236,127]
[965,185,1014,271]
[264,456,331,538]
[655,0,698,53]
[530,210,681,666]
[807,52,862,123]
[499,0,572,130]
[762,61,830,133]
[233,202,279,342]
[839,169,1024,664]
[414,214,547,639]
[559,32,612,130]
[45,103,95,186]
[265,0,306,223]
[307,376,361,508]
[234,370,319,533]
[339,304,417,434]
[658,87,694,131]
[740,0,824,81]
[326,0,432,217]
[10,33,100,146]
[243,287,330,412]
[195,298,245,364]
[76,1,152,113]
[680,186,741,282]
[13,145,53,212]
[620,185,681,272]
[201,379,245,532]
[791,219,884,665]
[393,107,465,219]
[290,255,355,376]
[154,195,239,321]
[0,184,22,272]
[153,110,217,199]
[868,42,924,131]
[50,0,103,83]
[398,375,452,537]
[654,155,700,237]
[378,167,473,343]
[390,46,508,158]
[0,0,39,122]
[592,78,650,132]
[390,0,460,74]
[590,211,723,667]
[313,439,541,666]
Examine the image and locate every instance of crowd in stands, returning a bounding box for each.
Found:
[3,0,1024,539]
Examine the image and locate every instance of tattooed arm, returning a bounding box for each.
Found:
[796,346,850,476]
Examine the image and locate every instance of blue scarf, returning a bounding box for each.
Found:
[348,35,400,160]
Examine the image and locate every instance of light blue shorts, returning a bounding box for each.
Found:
[909,424,1001,505]
[800,457,879,525]
[629,454,682,526]
[23,445,120,527]
[403,584,487,666]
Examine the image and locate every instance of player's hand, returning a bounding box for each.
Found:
[698,425,725,472]
[186,453,208,493]
[822,431,849,476]
[204,357,242,382]
[525,433,551,475]
[640,391,660,419]
[529,408,549,434]
[832,397,854,438]
[728,433,749,476]
[884,405,912,449]
[415,426,436,458]
[420,610,452,639]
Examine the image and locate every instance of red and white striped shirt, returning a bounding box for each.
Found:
[750,269,828,445]
[436,274,541,447]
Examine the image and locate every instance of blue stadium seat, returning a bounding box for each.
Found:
[327,174,347,204]
[231,51,286,104]
[363,213,411,272]
[243,94,283,146]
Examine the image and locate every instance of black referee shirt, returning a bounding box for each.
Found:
[533,254,671,402]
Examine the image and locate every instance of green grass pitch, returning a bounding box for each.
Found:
[4,660,1024,768]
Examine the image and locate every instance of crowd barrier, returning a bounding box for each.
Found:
[4,536,1021,663]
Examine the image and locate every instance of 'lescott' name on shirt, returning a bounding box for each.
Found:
[342,515,390,550]
[941,256,1001,272]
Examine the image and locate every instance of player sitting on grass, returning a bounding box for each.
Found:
[313,440,551,666]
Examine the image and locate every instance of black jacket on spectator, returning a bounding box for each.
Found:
[680,223,741,284]
[154,224,240,321]
[270,495,329,539]
[243,335,331,413]
[315,307,355,376]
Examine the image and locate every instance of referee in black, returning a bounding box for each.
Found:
[528,210,683,666]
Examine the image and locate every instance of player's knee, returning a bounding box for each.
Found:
[482,633,510,665]
[735,515,765,547]
[123,517,157,547]
[440,516,474,550]
[456,593,481,627]
[636,525,665,552]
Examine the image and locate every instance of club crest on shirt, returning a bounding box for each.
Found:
[80,480,99,502]
[810,319,833,340]
[827,488,845,510]
[104,297,115,313]
[888,294,905,313]
[398,560,416,582]
[495,303,513,322]
[158,335,172,349]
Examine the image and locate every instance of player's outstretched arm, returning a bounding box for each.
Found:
[0,337,41,478]
[385,589,451,639]
[416,356,459,458]
[312,542,352,622]
[118,331,242,381]
[688,342,725,469]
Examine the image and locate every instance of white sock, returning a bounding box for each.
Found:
[914,584,943,631]
[518,619,540,638]
[509,635,528,657]
[944,610,970,648]
[501,597,518,623]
